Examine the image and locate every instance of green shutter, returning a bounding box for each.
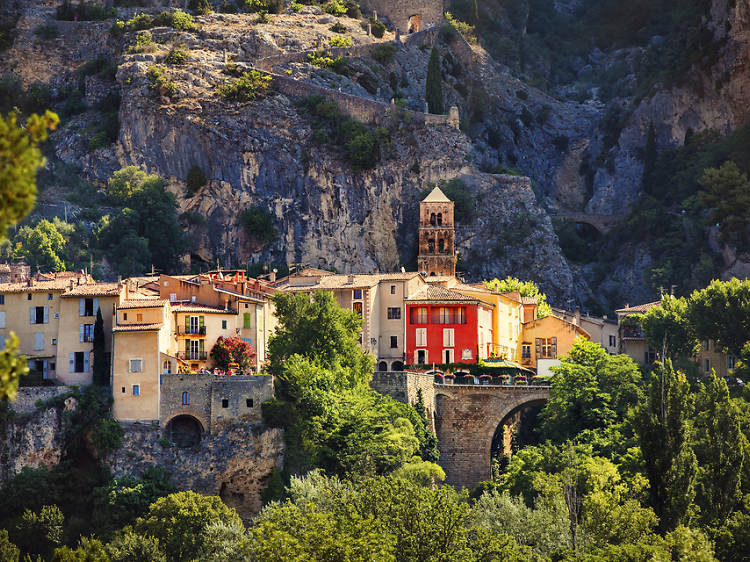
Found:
[535,338,541,358]
[185,339,190,354]
[199,316,205,328]
[199,339,204,353]
[185,316,190,330]
[243,313,251,329]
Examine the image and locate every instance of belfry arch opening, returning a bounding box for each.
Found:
[165,415,204,448]
[489,400,546,476]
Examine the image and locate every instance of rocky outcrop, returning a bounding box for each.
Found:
[106,422,284,518]
[0,405,65,483]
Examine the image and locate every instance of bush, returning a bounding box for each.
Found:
[125,12,152,31]
[344,0,361,19]
[330,22,347,33]
[88,132,110,151]
[185,166,207,194]
[34,23,59,41]
[329,35,352,47]
[129,30,156,53]
[166,10,197,31]
[370,17,386,38]
[244,0,283,14]
[23,83,52,115]
[324,0,347,16]
[146,66,177,98]
[78,57,116,80]
[239,206,277,246]
[57,2,116,21]
[371,42,396,65]
[215,70,272,101]
[188,0,212,15]
[91,417,123,455]
[306,50,347,72]
[164,47,189,65]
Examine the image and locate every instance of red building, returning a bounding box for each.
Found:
[405,285,494,365]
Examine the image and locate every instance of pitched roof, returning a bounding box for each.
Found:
[62,282,122,297]
[113,322,163,332]
[118,299,167,309]
[406,284,489,304]
[521,296,538,305]
[422,186,451,203]
[171,302,237,314]
[615,301,661,314]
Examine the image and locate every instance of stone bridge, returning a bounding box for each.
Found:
[371,372,550,488]
[550,212,619,234]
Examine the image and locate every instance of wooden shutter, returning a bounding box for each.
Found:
[79,324,84,342]
[30,307,35,324]
[43,306,49,323]
[93,298,99,314]
[69,352,75,372]
[199,339,205,354]
[199,316,205,328]
[84,352,90,373]
[79,298,85,316]
[535,338,541,358]
[551,337,557,358]
[0,311,5,329]
[243,313,251,328]
[185,316,190,330]
[185,339,190,354]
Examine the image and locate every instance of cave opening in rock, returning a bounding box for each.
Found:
[165,415,203,448]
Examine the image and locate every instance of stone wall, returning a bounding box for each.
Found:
[10,386,73,415]
[358,0,443,34]
[370,371,436,431]
[160,374,273,433]
[433,384,549,488]
[254,42,395,72]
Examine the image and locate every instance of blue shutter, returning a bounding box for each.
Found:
[93,298,99,314]
[84,352,90,373]
[43,306,49,323]
[79,324,84,342]
[79,298,85,316]
[30,307,35,324]
[69,353,75,373]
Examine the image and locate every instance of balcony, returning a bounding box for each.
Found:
[177,326,207,337]
[177,351,207,361]
[621,326,644,340]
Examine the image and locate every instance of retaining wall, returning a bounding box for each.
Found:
[11,386,73,415]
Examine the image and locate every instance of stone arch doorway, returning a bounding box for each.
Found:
[391,361,404,371]
[165,414,204,448]
[408,14,421,33]
[378,361,388,371]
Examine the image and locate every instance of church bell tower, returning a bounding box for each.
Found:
[417,186,456,277]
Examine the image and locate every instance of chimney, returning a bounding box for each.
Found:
[348,274,355,284]
[574,308,581,325]
[269,270,276,283]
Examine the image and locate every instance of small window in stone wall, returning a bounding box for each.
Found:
[182,391,190,405]
[121,387,125,393]
[222,398,229,408]
[246,398,253,408]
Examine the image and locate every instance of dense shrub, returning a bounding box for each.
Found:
[215,70,272,101]
[306,50,347,72]
[125,12,152,31]
[371,42,396,65]
[57,1,116,21]
[164,47,189,65]
[146,66,177,97]
[129,30,156,53]
[329,35,352,48]
[185,165,207,195]
[330,22,347,33]
[324,0,347,16]
[239,206,277,245]
[188,0,212,15]
[344,0,361,18]
[369,17,385,38]
[244,0,284,14]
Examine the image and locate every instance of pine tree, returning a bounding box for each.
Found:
[642,120,656,193]
[92,308,108,386]
[425,47,444,115]
[633,360,697,532]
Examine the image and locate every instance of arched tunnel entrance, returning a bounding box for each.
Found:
[489,400,546,478]
[165,415,204,448]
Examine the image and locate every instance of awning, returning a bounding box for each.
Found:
[482,358,535,373]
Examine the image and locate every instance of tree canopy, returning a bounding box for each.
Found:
[483,276,552,318]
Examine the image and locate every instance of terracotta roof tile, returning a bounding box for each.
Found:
[62,282,122,297]
[171,302,237,314]
[119,299,167,309]
[615,301,661,314]
[113,322,163,332]
[406,285,487,303]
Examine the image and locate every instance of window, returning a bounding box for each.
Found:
[390,285,396,295]
[522,343,531,359]
[417,349,427,364]
[353,289,363,300]
[430,213,436,226]
[609,335,617,347]
[438,238,445,252]
[456,307,466,324]
[182,391,190,405]
[437,212,443,225]
[70,352,89,373]
[163,360,171,374]
[0,335,5,348]
[222,320,227,329]
[444,349,454,363]
[52,338,57,345]
[387,307,401,320]
[129,359,143,373]
[121,387,125,393]
[163,281,168,286]
[29,306,48,324]
[246,398,253,408]
[428,239,435,253]
[390,335,398,348]
[0,295,4,304]
[79,298,97,317]
[0,310,5,328]
[27,293,32,300]
[80,324,94,342]
[443,328,454,347]
[34,332,44,351]
[222,398,229,408]
[728,356,736,370]
[410,307,428,324]
[191,296,196,303]
[47,293,53,300]
[169,293,177,302]
[137,313,143,322]
[704,358,712,373]
[132,385,140,396]
[415,328,427,347]
[243,313,251,329]
[438,307,451,324]
[123,313,128,321]
[353,302,363,315]
[536,338,557,359]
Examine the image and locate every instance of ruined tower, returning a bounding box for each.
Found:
[417,186,456,277]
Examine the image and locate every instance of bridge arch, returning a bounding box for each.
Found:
[434,385,549,488]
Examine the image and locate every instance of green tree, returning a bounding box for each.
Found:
[194,521,249,562]
[268,291,372,385]
[641,295,698,358]
[0,529,19,562]
[693,374,746,527]
[106,166,163,204]
[13,504,64,559]
[633,360,697,531]
[0,110,58,238]
[134,491,242,562]
[52,537,109,561]
[92,308,107,386]
[700,161,750,250]
[425,47,444,115]
[0,334,28,401]
[105,530,165,562]
[14,219,66,272]
[483,276,552,318]
[539,338,643,448]
[687,278,750,357]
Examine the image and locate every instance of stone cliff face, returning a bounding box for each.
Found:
[1,389,284,518]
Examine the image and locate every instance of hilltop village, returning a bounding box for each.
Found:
[0,187,735,445]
